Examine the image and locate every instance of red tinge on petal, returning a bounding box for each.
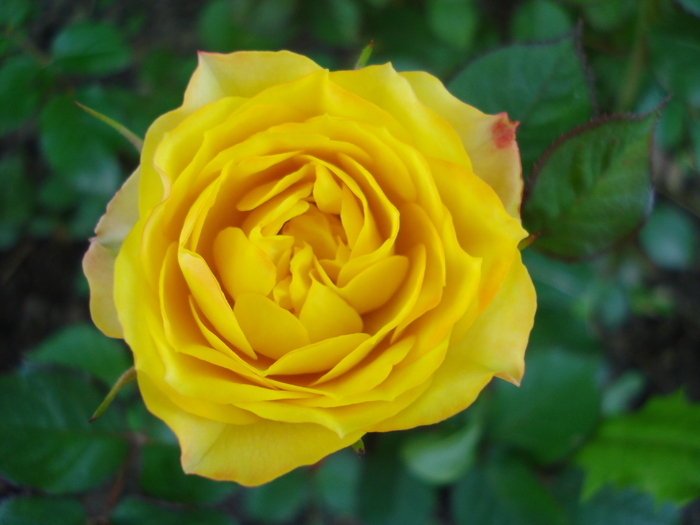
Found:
[491,113,519,150]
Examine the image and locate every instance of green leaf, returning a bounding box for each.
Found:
[245,469,310,523]
[448,31,593,174]
[359,434,436,525]
[0,154,33,248]
[577,485,680,525]
[315,449,362,516]
[400,418,481,485]
[0,0,32,28]
[0,366,128,494]
[140,442,238,504]
[582,0,637,32]
[577,391,700,504]
[522,112,656,259]
[648,14,700,108]
[600,371,646,417]
[51,22,131,76]
[451,451,568,525]
[426,0,479,51]
[0,496,86,525]
[197,0,296,52]
[111,496,238,525]
[675,0,700,18]
[640,203,698,270]
[0,56,43,135]
[307,0,362,47]
[510,0,574,42]
[488,349,600,464]
[39,94,121,199]
[29,322,130,386]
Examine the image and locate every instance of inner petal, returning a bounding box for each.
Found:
[213,227,276,300]
[234,293,310,360]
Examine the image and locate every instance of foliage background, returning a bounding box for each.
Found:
[1,0,700,523]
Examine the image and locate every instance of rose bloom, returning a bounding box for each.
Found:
[83,51,536,486]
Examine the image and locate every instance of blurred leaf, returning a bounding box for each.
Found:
[0,154,33,248]
[577,485,680,525]
[656,98,686,151]
[451,451,568,525]
[140,442,238,504]
[111,496,238,525]
[0,56,44,135]
[39,94,121,200]
[0,496,86,525]
[582,0,637,32]
[359,435,436,525]
[648,14,700,109]
[600,371,646,417]
[0,0,32,28]
[198,0,296,52]
[510,0,574,42]
[577,390,700,504]
[0,366,128,494]
[675,0,700,18]
[368,3,466,77]
[315,449,362,516]
[691,118,700,170]
[426,0,479,51]
[640,203,697,270]
[400,417,481,485]
[51,22,131,76]
[307,0,362,47]
[245,469,310,523]
[448,31,593,173]
[489,349,600,464]
[30,322,130,386]
[523,112,656,259]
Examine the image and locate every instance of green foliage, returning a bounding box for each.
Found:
[111,496,238,525]
[0,496,86,525]
[315,449,362,516]
[426,0,479,51]
[577,391,700,504]
[245,469,310,523]
[448,32,593,174]
[0,154,33,248]
[400,417,481,485]
[29,322,131,385]
[675,0,700,17]
[577,485,680,525]
[451,451,568,525]
[0,366,128,494]
[359,435,436,525]
[52,22,132,76]
[510,0,574,42]
[140,442,238,504]
[306,0,362,48]
[0,56,44,135]
[488,349,601,464]
[523,113,656,258]
[0,0,33,29]
[640,203,698,270]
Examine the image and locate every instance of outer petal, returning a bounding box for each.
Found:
[369,251,536,432]
[82,168,141,338]
[137,372,363,487]
[184,51,323,112]
[400,71,523,217]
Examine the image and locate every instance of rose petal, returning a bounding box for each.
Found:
[369,251,536,431]
[400,70,523,217]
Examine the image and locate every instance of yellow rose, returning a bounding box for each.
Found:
[83,51,536,486]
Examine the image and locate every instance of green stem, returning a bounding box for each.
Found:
[354,41,374,70]
[616,0,658,112]
[89,367,136,422]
